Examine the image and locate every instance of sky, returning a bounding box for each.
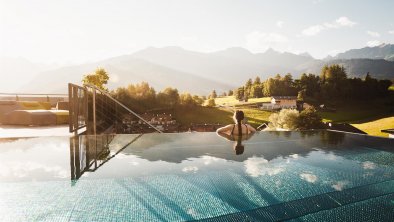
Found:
[1,0,394,65]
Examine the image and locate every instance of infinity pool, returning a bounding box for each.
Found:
[0,131,393,221]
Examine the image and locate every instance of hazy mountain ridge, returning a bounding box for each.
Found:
[302,58,394,79]
[0,57,57,92]
[334,43,394,61]
[23,57,234,95]
[14,44,394,94]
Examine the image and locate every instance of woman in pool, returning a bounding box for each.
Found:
[216,110,256,135]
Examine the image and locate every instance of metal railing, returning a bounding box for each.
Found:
[0,92,68,105]
[69,134,143,182]
[68,83,163,135]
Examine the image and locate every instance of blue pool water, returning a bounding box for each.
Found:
[0,131,393,221]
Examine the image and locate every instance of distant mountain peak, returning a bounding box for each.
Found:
[333,43,394,61]
[213,47,253,58]
[221,47,252,54]
[264,48,280,55]
[378,43,390,48]
[298,52,313,58]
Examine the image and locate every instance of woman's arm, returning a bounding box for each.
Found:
[216,124,233,134]
[247,124,256,133]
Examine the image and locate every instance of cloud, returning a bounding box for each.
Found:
[245,31,288,52]
[362,161,376,170]
[300,173,318,183]
[332,181,349,191]
[302,16,356,36]
[244,156,285,177]
[389,30,394,34]
[335,17,356,27]
[182,166,198,173]
[276,21,284,28]
[367,31,380,37]
[367,40,381,47]
[302,25,325,36]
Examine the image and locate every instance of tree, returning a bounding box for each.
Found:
[228,90,234,96]
[235,87,245,100]
[253,76,261,85]
[192,95,204,106]
[244,78,253,97]
[157,87,179,107]
[179,92,194,106]
[206,98,216,107]
[211,90,217,99]
[268,109,299,130]
[297,107,323,130]
[297,89,306,101]
[82,68,109,91]
[251,84,263,98]
[320,64,347,99]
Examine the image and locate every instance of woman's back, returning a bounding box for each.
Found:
[216,110,256,135]
[230,123,250,135]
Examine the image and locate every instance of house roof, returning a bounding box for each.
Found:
[381,129,394,134]
[326,123,367,134]
[271,96,297,100]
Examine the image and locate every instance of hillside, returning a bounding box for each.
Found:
[23,58,233,95]
[305,59,394,79]
[21,45,394,94]
[334,43,394,61]
[0,57,56,92]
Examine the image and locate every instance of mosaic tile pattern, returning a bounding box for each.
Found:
[0,131,393,221]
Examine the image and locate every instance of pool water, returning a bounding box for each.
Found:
[0,131,393,221]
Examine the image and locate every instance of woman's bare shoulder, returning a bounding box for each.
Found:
[216,124,234,133]
[246,124,257,132]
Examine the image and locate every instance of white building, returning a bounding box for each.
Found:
[261,96,297,110]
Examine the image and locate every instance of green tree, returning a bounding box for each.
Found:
[297,107,323,130]
[179,92,194,106]
[211,90,217,99]
[235,87,245,100]
[206,98,216,107]
[297,89,306,101]
[251,84,263,98]
[244,78,253,97]
[192,95,204,106]
[253,76,261,85]
[268,109,300,130]
[157,87,179,107]
[82,68,109,91]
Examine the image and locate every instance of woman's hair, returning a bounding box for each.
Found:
[234,110,244,135]
[234,110,244,124]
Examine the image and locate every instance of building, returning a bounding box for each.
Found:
[261,96,297,110]
[381,129,394,138]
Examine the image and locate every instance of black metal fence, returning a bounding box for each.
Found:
[68,83,162,135]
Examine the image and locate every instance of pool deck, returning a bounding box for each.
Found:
[0,125,71,138]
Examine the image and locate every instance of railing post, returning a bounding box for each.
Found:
[92,88,97,135]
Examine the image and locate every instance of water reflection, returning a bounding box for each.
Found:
[69,134,142,180]
[217,133,254,155]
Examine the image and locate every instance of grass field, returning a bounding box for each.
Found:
[319,99,393,123]
[176,96,393,137]
[214,96,271,106]
[352,116,394,137]
[173,106,273,128]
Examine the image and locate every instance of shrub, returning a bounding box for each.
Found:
[297,107,323,130]
[206,98,216,107]
[269,109,299,130]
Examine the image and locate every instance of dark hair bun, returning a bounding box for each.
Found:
[235,110,244,122]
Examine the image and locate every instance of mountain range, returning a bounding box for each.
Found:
[2,43,394,95]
